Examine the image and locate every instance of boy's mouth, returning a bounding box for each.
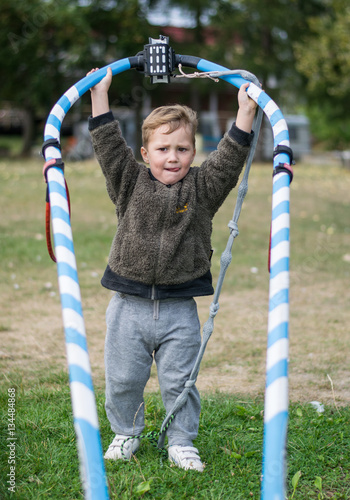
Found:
[165,167,180,172]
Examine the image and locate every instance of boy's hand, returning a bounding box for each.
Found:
[238,82,257,114]
[236,82,257,133]
[87,67,113,94]
[87,67,112,117]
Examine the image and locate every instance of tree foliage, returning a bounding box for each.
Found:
[294,0,350,148]
[1,0,350,152]
[0,0,151,155]
[1,1,89,111]
[206,0,327,104]
[294,0,350,98]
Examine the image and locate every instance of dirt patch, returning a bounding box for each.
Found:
[2,278,349,406]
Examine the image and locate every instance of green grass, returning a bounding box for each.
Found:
[1,372,349,499]
[1,156,350,498]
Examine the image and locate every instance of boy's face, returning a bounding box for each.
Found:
[140,124,196,185]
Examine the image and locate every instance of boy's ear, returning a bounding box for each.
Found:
[140,146,149,163]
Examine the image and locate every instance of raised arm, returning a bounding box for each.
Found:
[195,83,257,215]
[88,67,141,210]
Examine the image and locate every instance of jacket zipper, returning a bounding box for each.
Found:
[151,284,159,320]
[152,185,174,284]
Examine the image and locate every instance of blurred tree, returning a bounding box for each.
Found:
[207,0,326,105]
[294,0,350,148]
[2,0,347,153]
[0,0,151,156]
[0,0,90,155]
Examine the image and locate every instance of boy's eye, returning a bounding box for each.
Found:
[156,147,189,152]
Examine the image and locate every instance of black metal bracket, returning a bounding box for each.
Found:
[130,35,175,83]
[129,35,201,83]
[143,36,175,84]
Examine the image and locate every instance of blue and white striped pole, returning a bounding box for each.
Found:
[194,60,291,499]
[244,82,291,500]
[43,59,134,500]
[45,167,109,500]
[262,170,290,499]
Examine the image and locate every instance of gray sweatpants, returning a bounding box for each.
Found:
[105,292,202,447]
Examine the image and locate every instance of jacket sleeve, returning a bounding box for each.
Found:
[196,123,254,216]
[88,112,141,211]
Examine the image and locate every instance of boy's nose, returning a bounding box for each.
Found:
[168,149,178,162]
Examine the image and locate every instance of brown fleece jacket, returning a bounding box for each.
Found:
[90,117,251,286]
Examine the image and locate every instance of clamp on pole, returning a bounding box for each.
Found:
[42,158,70,263]
[136,35,176,84]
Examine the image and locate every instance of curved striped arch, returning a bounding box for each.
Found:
[43,51,292,500]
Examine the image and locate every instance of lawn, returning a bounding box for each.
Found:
[1,154,349,498]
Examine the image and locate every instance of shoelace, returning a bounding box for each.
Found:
[109,437,127,450]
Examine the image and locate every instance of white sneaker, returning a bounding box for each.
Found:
[104,434,140,460]
[168,445,204,472]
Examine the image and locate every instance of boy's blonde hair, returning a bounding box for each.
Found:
[142,105,198,148]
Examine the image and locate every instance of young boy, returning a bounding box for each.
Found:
[88,67,257,471]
